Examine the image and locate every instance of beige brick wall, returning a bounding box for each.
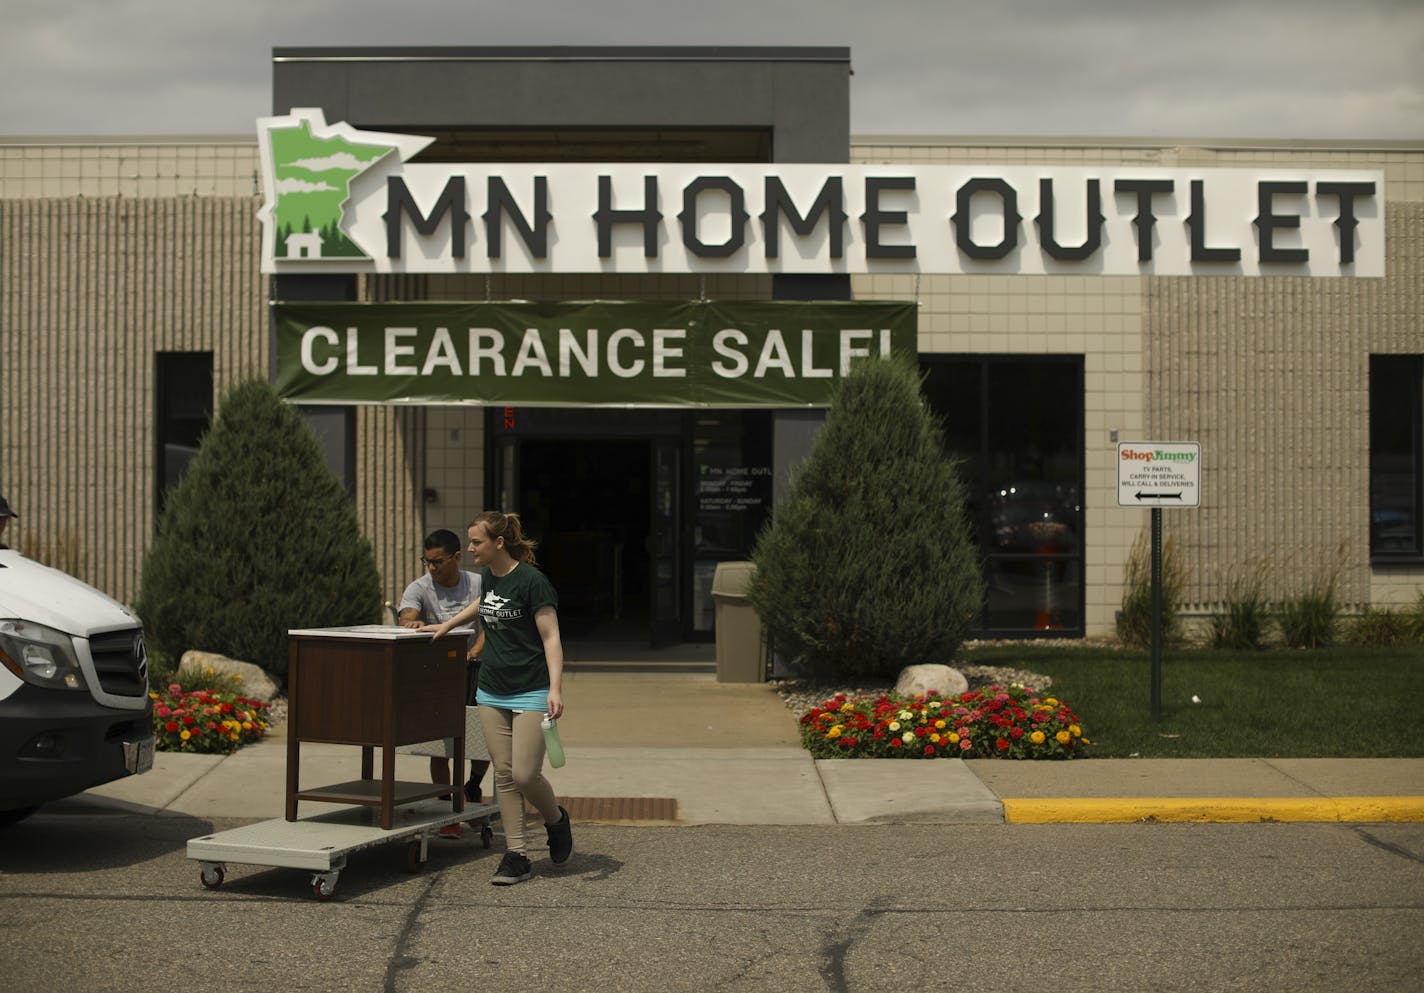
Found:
[0,139,259,199]
[0,196,266,604]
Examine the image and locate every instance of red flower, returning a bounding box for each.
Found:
[873,729,885,740]
[923,745,935,756]
[841,737,858,748]
[889,738,902,749]
[1010,726,1025,739]
[996,738,1011,752]
[164,721,179,733]
[914,726,929,737]
[182,715,196,726]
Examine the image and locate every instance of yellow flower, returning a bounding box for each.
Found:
[934,719,946,730]
[888,721,901,732]
[948,732,960,744]
[1069,724,1082,737]
[826,725,844,739]
[230,733,240,741]
[1046,698,1060,707]
[180,729,191,740]
[839,701,854,713]
[1056,730,1071,745]
[1031,730,1046,744]
[929,733,941,744]
[242,721,253,730]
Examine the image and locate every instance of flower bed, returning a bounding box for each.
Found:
[800,684,1090,759]
[151,683,272,754]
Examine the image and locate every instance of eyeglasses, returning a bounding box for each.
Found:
[422,554,453,569]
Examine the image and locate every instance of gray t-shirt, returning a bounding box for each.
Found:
[399,570,482,645]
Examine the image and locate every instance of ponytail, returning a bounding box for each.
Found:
[471,511,538,565]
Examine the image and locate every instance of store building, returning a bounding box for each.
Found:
[1,47,1420,652]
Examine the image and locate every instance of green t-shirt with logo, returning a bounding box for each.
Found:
[476,562,559,696]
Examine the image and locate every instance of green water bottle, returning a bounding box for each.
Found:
[541,713,566,768]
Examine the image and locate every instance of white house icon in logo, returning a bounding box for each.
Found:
[286,231,324,258]
[256,108,434,271]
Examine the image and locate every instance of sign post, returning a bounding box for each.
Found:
[1117,442,1201,720]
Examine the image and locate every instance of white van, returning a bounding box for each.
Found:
[0,550,154,824]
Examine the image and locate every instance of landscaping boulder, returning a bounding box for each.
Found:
[177,650,279,701]
[893,663,968,700]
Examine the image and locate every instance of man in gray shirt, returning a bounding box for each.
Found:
[398,528,489,828]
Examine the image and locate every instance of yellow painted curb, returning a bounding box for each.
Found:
[1001,796,1424,824]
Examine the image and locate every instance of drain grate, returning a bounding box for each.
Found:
[525,796,679,823]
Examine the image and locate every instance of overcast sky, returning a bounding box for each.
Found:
[4,0,1421,140]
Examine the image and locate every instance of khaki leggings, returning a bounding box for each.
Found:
[477,705,560,855]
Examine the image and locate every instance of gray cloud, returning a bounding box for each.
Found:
[2,0,1420,139]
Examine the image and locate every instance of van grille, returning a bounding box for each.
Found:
[88,628,149,699]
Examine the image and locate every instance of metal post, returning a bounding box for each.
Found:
[1150,507,1163,721]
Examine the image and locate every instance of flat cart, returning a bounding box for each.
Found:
[187,624,495,901]
[187,798,499,900]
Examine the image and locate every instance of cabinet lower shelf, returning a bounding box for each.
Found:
[294,779,457,808]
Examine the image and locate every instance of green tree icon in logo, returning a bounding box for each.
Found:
[268,121,395,259]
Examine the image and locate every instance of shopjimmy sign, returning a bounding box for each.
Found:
[274,300,917,407]
[258,109,1383,278]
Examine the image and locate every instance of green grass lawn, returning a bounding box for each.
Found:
[961,643,1424,758]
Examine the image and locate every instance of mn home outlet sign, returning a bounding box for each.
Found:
[258,110,1383,278]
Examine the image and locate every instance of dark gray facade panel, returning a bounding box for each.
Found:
[273,48,850,162]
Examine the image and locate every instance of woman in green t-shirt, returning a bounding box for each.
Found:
[432,511,572,885]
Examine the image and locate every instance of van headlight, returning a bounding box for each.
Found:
[0,619,87,690]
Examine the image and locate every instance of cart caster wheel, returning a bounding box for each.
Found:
[200,864,225,890]
[313,877,336,901]
[406,839,426,873]
[480,825,493,849]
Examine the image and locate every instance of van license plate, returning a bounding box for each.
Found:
[125,737,155,775]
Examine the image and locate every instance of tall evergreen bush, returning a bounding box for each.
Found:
[745,355,983,681]
[137,377,382,683]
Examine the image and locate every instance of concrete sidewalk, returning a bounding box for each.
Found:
[71,671,1424,825]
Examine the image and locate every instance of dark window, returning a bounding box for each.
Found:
[155,352,213,518]
[1370,355,1423,559]
[921,355,1085,636]
[299,406,357,498]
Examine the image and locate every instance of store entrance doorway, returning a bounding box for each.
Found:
[516,438,651,641]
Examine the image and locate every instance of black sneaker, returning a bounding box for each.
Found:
[545,805,573,865]
[463,781,481,804]
[490,851,532,886]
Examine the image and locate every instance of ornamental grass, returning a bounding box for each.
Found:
[151,682,271,755]
[800,685,1089,760]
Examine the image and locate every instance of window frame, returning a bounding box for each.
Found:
[1369,354,1424,563]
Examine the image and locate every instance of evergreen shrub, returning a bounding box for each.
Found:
[745,355,983,681]
[137,377,382,684]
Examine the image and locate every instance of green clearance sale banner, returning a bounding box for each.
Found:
[274,300,917,407]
